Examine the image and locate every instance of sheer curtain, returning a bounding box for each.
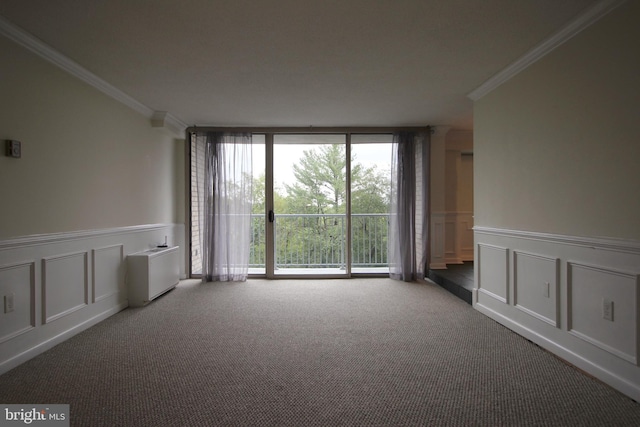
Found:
[196,131,253,282]
[388,131,430,281]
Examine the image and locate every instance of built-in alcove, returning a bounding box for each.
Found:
[429,129,474,302]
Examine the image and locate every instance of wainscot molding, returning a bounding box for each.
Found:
[468,0,627,101]
[0,261,36,344]
[0,223,186,375]
[445,212,474,264]
[474,226,640,402]
[474,226,640,255]
[513,251,560,328]
[474,302,640,406]
[430,211,474,269]
[0,302,127,376]
[429,213,446,269]
[476,243,508,304]
[567,261,639,365]
[92,245,125,303]
[42,251,89,324]
[0,224,173,250]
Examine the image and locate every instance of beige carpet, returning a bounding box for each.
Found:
[1,278,639,426]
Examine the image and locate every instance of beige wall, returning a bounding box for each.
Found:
[457,154,473,212]
[444,130,473,214]
[0,36,184,240]
[474,1,640,241]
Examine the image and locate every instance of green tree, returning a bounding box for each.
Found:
[248,144,390,269]
[278,144,389,268]
[284,144,346,215]
[351,164,390,214]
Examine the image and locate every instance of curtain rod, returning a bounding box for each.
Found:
[186,126,431,134]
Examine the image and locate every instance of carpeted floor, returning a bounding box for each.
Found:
[1,278,640,426]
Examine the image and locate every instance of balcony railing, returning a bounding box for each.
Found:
[250,213,389,270]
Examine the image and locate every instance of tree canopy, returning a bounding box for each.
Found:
[250,144,390,269]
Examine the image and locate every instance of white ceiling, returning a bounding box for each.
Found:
[0,0,600,130]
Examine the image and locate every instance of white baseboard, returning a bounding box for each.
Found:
[474,226,640,402]
[0,302,127,374]
[475,302,640,402]
[0,223,185,375]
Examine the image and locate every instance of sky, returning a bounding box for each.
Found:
[252,136,392,188]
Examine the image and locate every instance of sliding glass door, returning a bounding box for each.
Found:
[191,129,399,279]
[350,135,393,274]
[270,134,348,277]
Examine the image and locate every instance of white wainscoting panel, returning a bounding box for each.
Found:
[477,243,508,303]
[432,211,474,269]
[444,218,458,263]
[0,261,35,343]
[514,251,559,327]
[459,214,474,261]
[430,213,446,269]
[42,251,89,324]
[473,226,640,402]
[446,212,474,265]
[568,262,638,365]
[92,245,125,303]
[0,223,185,375]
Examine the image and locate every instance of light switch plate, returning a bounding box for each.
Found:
[6,140,21,158]
[4,293,14,313]
[603,298,614,321]
[543,282,550,298]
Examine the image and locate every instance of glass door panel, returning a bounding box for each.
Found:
[249,134,266,275]
[350,135,393,274]
[272,134,347,276]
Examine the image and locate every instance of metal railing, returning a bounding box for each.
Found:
[250,213,389,270]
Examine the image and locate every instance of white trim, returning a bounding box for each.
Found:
[566,261,639,365]
[41,251,89,324]
[151,111,188,136]
[474,226,640,401]
[477,288,507,304]
[476,243,509,303]
[0,224,187,374]
[468,0,627,101]
[92,244,125,303]
[474,302,640,402]
[0,302,127,375]
[0,224,174,250]
[0,16,187,132]
[0,261,36,344]
[473,226,640,254]
[512,250,560,328]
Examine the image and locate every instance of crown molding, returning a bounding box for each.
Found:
[468,0,627,101]
[0,15,187,132]
[151,111,188,137]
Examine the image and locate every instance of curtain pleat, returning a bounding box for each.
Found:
[197,132,253,282]
[388,131,430,281]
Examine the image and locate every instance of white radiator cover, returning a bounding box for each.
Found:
[0,223,185,375]
[127,246,180,307]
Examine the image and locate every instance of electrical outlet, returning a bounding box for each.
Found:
[4,293,14,313]
[602,298,614,322]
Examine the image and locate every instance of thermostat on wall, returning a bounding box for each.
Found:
[5,140,21,158]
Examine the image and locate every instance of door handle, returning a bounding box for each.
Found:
[268,210,275,223]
